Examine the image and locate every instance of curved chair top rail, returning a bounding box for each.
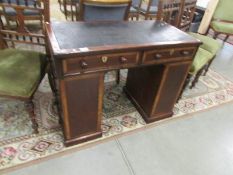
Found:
[0,0,45,8]
[79,0,131,21]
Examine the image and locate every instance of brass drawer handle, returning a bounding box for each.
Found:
[120,56,128,63]
[101,56,108,63]
[80,60,88,69]
[181,50,190,56]
[154,53,162,59]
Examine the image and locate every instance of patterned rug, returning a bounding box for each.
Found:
[0,69,233,172]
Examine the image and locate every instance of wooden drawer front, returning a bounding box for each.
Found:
[63,52,139,75]
[142,47,196,64]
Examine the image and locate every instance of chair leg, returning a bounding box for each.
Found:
[177,74,191,102]
[203,58,214,76]
[190,68,204,89]
[48,70,57,96]
[224,35,229,42]
[75,3,79,21]
[204,26,210,36]
[116,70,120,84]
[64,1,68,19]
[58,0,62,10]
[47,69,60,121]
[213,31,219,39]
[25,99,38,134]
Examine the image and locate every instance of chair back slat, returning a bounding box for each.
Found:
[178,0,197,31]
[0,29,45,48]
[157,0,182,27]
[79,0,131,22]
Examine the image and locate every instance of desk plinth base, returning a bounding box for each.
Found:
[64,132,102,147]
[124,87,173,123]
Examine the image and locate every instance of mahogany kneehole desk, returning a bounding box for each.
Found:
[46,21,201,147]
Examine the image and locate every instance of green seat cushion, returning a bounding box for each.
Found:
[190,48,213,75]
[210,21,233,35]
[188,32,221,55]
[0,49,46,98]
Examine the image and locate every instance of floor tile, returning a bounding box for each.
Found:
[212,43,233,74]
[6,140,132,175]
[117,102,233,175]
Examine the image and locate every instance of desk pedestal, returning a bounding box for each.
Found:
[125,62,191,123]
[60,62,191,146]
[60,73,104,146]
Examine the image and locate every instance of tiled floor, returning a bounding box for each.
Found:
[4,42,233,175]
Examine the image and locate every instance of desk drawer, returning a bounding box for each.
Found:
[63,52,139,75]
[142,47,196,64]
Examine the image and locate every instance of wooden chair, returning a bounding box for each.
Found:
[208,0,233,42]
[178,0,197,31]
[156,0,182,27]
[79,0,131,84]
[138,0,159,20]
[0,1,50,134]
[79,0,131,22]
[58,0,79,21]
[0,0,50,31]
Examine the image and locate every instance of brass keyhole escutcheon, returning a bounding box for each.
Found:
[170,49,175,56]
[101,56,108,63]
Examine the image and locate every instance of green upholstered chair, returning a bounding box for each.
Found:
[187,32,221,88]
[178,33,220,101]
[0,46,47,134]
[209,0,233,42]
[0,2,50,133]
